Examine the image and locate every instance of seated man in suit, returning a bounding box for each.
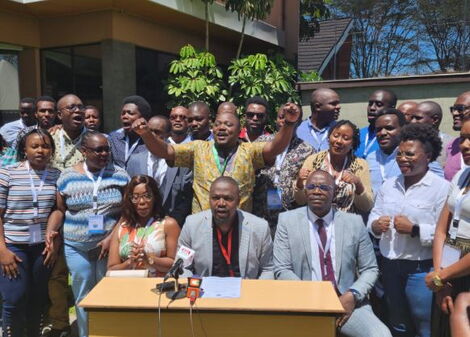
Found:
[179,176,273,279]
[127,115,192,227]
[274,170,391,337]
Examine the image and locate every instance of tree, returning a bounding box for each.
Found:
[415,0,470,72]
[224,0,274,60]
[166,45,227,109]
[331,0,417,78]
[300,0,331,41]
[228,53,299,131]
[195,0,214,51]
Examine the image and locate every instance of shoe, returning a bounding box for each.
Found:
[41,325,70,337]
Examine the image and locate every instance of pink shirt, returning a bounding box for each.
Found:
[445,137,462,181]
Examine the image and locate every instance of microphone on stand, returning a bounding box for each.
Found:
[161,246,195,299]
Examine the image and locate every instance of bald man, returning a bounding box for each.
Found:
[188,101,213,141]
[296,88,340,151]
[410,101,454,168]
[445,91,470,180]
[355,89,397,158]
[397,101,418,124]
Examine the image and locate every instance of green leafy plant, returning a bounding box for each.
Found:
[299,70,323,81]
[228,53,300,131]
[166,44,227,109]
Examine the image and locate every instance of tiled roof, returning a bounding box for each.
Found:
[298,18,353,74]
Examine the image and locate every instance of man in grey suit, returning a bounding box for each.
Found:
[179,176,273,279]
[126,115,192,227]
[274,170,391,337]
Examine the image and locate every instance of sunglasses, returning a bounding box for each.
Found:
[85,146,110,155]
[450,105,470,113]
[305,184,332,191]
[245,112,266,119]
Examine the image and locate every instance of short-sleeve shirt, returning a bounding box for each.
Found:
[0,162,61,244]
[50,128,86,170]
[173,140,265,213]
[57,164,130,245]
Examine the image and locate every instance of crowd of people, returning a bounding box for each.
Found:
[0,88,469,337]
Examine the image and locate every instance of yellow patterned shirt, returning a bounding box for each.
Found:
[50,128,85,171]
[173,140,266,213]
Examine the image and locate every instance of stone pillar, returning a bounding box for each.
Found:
[101,39,136,133]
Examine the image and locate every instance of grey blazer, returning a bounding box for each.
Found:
[274,206,378,303]
[178,209,274,279]
[126,150,193,226]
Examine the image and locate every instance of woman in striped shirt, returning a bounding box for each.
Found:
[0,129,61,337]
[47,131,129,337]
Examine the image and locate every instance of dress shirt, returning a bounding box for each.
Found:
[296,119,334,152]
[307,207,336,280]
[366,148,444,196]
[445,137,466,181]
[367,171,449,260]
[447,167,470,239]
[355,126,379,159]
[108,128,147,169]
[211,222,241,277]
[169,134,191,144]
[191,130,214,141]
[0,119,25,146]
[147,152,168,187]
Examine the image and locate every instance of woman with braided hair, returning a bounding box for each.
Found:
[294,120,373,214]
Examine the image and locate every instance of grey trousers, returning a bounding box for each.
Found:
[340,304,392,337]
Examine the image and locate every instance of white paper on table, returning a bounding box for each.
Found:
[201,277,242,298]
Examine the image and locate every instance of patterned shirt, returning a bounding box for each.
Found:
[0,147,18,167]
[0,162,61,244]
[50,128,86,170]
[57,164,130,245]
[253,134,314,229]
[173,140,266,213]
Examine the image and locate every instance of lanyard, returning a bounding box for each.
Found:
[377,149,396,181]
[311,219,334,276]
[274,146,289,184]
[216,227,234,277]
[212,144,235,175]
[326,152,347,185]
[310,127,328,151]
[124,136,140,162]
[451,170,470,239]
[83,162,105,214]
[25,161,49,217]
[363,131,377,157]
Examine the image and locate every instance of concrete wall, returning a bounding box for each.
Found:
[298,74,470,137]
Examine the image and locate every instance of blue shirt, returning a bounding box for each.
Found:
[355,126,379,159]
[296,119,334,152]
[108,128,147,170]
[0,119,25,147]
[366,148,444,196]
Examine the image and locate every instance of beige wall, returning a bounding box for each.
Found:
[299,77,470,136]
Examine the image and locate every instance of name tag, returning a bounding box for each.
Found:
[267,188,282,210]
[88,215,105,235]
[441,244,461,268]
[29,224,42,244]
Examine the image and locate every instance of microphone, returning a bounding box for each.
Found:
[164,245,195,281]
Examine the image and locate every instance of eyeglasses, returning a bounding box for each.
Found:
[85,146,110,155]
[245,112,266,119]
[305,184,332,191]
[62,104,85,112]
[130,193,153,204]
[450,105,470,113]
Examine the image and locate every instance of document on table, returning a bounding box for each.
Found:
[201,277,241,298]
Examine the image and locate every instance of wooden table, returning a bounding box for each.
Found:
[80,277,344,337]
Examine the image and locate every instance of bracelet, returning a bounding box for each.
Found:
[432,274,445,289]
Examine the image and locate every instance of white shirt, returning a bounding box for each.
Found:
[147,152,168,187]
[307,207,336,280]
[447,167,470,239]
[0,118,25,146]
[367,171,450,260]
[168,134,191,144]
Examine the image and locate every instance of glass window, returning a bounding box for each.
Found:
[0,51,20,125]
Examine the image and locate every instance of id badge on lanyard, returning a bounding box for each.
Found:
[267,188,282,210]
[29,224,42,244]
[83,162,106,235]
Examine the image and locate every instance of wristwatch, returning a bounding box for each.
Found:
[432,274,444,289]
[411,224,420,238]
[349,288,361,303]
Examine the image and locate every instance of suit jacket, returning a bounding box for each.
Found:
[274,206,378,302]
[126,150,193,226]
[179,209,274,279]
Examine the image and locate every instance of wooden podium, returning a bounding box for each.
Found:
[80,277,344,337]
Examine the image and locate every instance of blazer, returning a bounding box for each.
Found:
[273,206,378,303]
[126,150,193,226]
[179,209,274,279]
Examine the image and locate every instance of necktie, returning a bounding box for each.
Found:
[316,219,337,287]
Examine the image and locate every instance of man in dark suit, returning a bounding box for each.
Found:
[274,170,391,337]
[126,115,192,227]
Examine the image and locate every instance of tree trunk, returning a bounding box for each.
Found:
[205,2,210,51]
[236,15,247,60]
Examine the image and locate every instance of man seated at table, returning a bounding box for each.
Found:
[178,177,273,279]
[273,170,391,337]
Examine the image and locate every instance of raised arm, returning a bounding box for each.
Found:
[262,103,301,165]
[131,118,176,164]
